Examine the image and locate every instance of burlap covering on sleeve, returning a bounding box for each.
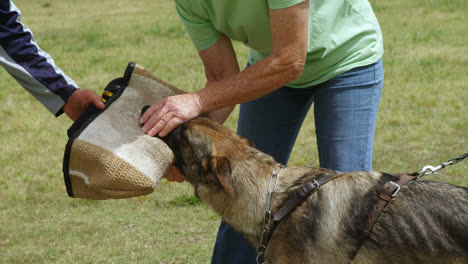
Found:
[63,62,183,200]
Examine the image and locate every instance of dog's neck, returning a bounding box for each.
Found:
[211,165,339,244]
[197,152,323,247]
[194,151,279,246]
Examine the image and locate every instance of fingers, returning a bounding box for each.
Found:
[77,90,105,113]
[165,165,186,183]
[158,117,184,137]
[64,89,107,121]
[173,174,186,183]
[140,101,166,136]
[76,89,105,109]
[81,90,105,110]
[139,100,162,125]
[144,112,183,137]
[140,94,203,137]
[166,172,185,182]
[91,92,105,109]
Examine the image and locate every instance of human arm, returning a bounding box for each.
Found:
[0,1,104,119]
[199,33,240,124]
[140,33,240,134]
[155,34,240,183]
[140,1,309,137]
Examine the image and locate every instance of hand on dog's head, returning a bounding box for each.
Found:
[140,105,237,199]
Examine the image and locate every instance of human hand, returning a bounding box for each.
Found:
[140,93,204,137]
[165,165,186,183]
[63,89,105,121]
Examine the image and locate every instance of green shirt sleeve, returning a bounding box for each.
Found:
[175,1,220,51]
[268,0,306,9]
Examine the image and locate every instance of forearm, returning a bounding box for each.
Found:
[0,51,73,116]
[198,34,240,124]
[196,52,304,114]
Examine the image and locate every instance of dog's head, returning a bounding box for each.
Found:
[161,117,281,245]
[161,116,284,203]
[162,117,261,199]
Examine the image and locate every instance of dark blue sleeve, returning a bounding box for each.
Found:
[0,0,78,115]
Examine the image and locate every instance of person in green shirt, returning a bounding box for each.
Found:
[140,0,384,262]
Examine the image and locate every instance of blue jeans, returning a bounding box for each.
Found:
[211,59,384,264]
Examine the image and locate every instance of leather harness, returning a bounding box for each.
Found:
[259,172,417,263]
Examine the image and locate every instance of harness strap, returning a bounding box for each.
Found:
[350,173,416,260]
[258,172,342,261]
[363,173,416,236]
[273,173,341,222]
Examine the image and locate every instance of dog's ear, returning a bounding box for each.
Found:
[201,156,235,199]
[215,156,235,199]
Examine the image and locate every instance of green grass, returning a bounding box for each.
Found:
[0,0,466,263]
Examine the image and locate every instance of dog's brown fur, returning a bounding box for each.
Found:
[162,117,468,264]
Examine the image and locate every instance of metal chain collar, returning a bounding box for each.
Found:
[256,165,283,264]
[416,152,468,178]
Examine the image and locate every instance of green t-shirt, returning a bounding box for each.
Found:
[174,0,383,87]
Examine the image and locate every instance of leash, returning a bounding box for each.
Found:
[351,152,468,260]
[414,152,468,178]
[256,166,342,264]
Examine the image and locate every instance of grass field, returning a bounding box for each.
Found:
[0,0,466,263]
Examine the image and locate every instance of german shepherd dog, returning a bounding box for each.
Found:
[161,117,467,264]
